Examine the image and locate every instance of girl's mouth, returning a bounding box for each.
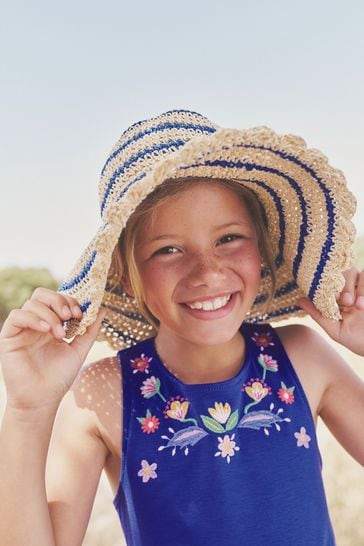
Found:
[185,294,232,311]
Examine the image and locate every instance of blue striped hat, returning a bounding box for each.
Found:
[59,109,356,348]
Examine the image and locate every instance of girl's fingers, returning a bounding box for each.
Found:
[355,270,364,309]
[30,287,83,321]
[22,300,68,339]
[338,267,359,307]
[0,308,54,340]
[70,309,107,362]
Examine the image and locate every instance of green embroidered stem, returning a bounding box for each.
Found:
[182,418,198,426]
[157,391,167,402]
[262,368,267,381]
[244,399,260,414]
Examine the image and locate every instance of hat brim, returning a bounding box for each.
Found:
[59,126,356,348]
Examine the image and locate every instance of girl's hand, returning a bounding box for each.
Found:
[0,288,105,411]
[298,267,364,355]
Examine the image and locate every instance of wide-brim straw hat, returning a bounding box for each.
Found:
[59,109,356,349]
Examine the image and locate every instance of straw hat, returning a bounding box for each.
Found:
[59,109,356,349]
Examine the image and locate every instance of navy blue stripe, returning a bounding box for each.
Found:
[117,171,147,203]
[235,143,335,299]
[103,303,147,322]
[59,251,97,291]
[100,139,187,215]
[101,121,216,176]
[119,109,212,140]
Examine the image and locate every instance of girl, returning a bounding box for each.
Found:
[0,109,363,546]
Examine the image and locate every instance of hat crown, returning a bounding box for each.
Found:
[98,109,219,217]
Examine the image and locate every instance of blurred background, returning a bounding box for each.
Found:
[1,0,363,544]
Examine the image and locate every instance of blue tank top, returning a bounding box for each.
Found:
[114,323,335,546]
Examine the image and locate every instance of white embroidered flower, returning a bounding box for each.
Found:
[294,427,311,448]
[137,459,158,482]
[214,434,240,463]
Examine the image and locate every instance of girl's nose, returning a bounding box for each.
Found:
[186,252,225,286]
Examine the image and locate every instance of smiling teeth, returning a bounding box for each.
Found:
[187,295,232,311]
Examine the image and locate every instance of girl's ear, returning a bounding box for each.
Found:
[122,275,135,296]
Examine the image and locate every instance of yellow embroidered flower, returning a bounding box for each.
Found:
[208,402,231,424]
[166,400,190,420]
[245,381,269,402]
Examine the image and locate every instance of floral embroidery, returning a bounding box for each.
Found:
[137,410,160,434]
[239,403,291,436]
[251,331,274,350]
[277,382,295,404]
[294,427,311,448]
[140,376,166,402]
[164,398,198,426]
[214,434,240,463]
[208,402,231,424]
[158,426,208,456]
[138,460,158,482]
[130,353,152,374]
[201,402,239,433]
[243,379,271,414]
[258,353,278,379]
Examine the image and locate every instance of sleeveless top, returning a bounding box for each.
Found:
[113,323,335,546]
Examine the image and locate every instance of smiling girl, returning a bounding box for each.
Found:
[1,110,363,546]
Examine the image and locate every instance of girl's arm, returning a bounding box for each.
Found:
[281,268,364,465]
[0,288,106,546]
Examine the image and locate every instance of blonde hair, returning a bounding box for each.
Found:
[109,177,276,328]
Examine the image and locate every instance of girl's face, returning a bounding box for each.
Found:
[134,182,261,347]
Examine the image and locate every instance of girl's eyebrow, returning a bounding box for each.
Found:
[144,222,253,243]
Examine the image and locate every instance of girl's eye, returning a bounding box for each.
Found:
[218,234,243,245]
[154,246,180,256]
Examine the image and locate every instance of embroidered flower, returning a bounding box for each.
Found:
[244,379,271,401]
[140,376,166,402]
[251,331,274,350]
[214,434,240,463]
[138,460,158,482]
[166,400,190,420]
[258,354,278,379]
[137,410,160,434]
[130,353,152,374]
[294,427,311,448]
[208,402,232,424]
[277,382,295,404]
[163,397,197,425]
[243,379,271,414]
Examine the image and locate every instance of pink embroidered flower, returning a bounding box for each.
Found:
[130,353,152,374]
[140,376,166,402]
[294,427,311,448]
[138,460,158,482]
[258,354,278,379]
[140,415,160,434]
[251,331,274,350]
[277,382,295,404]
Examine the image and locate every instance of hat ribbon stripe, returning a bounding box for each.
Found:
[59,250,97,291]
[100,139,187,216]
[119,109,213,140]
[103,320,141,346]
[236,143,336,299]
[101,121,216,176]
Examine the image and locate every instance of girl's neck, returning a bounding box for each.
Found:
[154,329,246,385]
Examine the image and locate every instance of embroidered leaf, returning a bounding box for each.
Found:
[136,417,145,423]
[238,410,283,430]
[225,409,239,431]
[200,415,225,433]
[166,426,208,449]
[146,409,151,417]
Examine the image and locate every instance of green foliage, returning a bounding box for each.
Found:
[0,267,59,326]
[354,235,364,269]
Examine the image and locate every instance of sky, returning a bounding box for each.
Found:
[1,0,363,281]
